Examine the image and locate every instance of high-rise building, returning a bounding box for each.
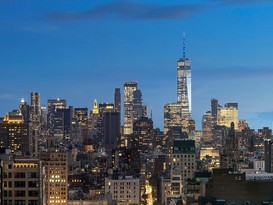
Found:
[40,105,47,130]
[30,92,40,156]
[218,103,239,129]
[211,98,219,127]
[132,116,154,153]
[114,88,121,113]
[19,98,30,122]
[74,108,88,127]
[177,35,191,118]
[103,111,120,151]
[124,81,137,135]
[171,139,196,187]
[1,156,42,205]
[30,92,40,125]
[41,137,68,205]
[164,103,183,134]
[56,107,73,137]
[202,111,213,142]
[264,139,273,173]
[0,111,33,155]
[47,98,67,125]
[124,82,145,135]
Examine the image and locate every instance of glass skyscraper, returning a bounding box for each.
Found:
[177,49,191,118]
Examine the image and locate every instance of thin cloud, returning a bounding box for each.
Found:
[195,66,273,79]
[212,0,273,5]
[47,2,209,21]
[0,94,14,100]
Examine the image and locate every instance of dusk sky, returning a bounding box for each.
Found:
[1,0,273,130]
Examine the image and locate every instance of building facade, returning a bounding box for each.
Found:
[105,177,140,205]
[1,157,41,205]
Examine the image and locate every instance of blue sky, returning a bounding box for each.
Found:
[1,0,273,130]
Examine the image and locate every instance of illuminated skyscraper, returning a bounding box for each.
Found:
[30,92,40,155]
[19,98,30,122]
[30,92,40,125]
[0,111,33,155]
[164,103,183,134]
[218,103,239,129]
[124,81,145,135]
[177,34,191,118]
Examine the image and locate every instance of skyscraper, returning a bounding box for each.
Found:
[114,88,121,113]
[124,82,137,135]
[0,111,33,155]
[164,103,183,134]
[177,35,191,118]
[103,111,120,151]
[30,92,40,125]
[218,103,239,129]
[211,98,219,127]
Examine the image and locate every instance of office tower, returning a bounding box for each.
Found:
[171,139,196,186]
[264,139,273,173]
[221,122,239,171]
[132,116,154,153]
[56,107,73,137]
[164,103,183,134]
[1,157,41,205]
[133,89,144,119]
[40,105,47,130]
[97,103,115,139]
[74,108,88,127]
[40,137,68,205]
[218,103,239,129]
[258,127,272,140]
[182,118,196,134]
[30,92,40,125]
[124,82,138,135]
[19,98,30,122]
[114,88,121,113]
[51,112,64,137]
[211,98,219,127]
[124,81,145,135]
[103,111,120,151]
[202,111,213,142]
[47,98,66,125]
[0,111,33,155]
[30,92,40,156]
[177,35,191,118]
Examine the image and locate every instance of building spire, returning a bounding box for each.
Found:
[183,32,186,58]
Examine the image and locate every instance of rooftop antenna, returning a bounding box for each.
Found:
[183,32,186,58]
[150,107,153,120]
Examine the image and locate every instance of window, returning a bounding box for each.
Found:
[14,191,25,197]
[28,181,38,187]
[14,181,25,187]
[14,173,25,178]
[28,191,39,197]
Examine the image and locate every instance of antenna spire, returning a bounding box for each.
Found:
[183,32,186,58]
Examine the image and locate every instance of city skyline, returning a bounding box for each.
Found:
[2,0,273,130]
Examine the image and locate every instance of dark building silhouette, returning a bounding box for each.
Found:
[114,88,121,113]
[264,139,273,173]
[103,111,120,151]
